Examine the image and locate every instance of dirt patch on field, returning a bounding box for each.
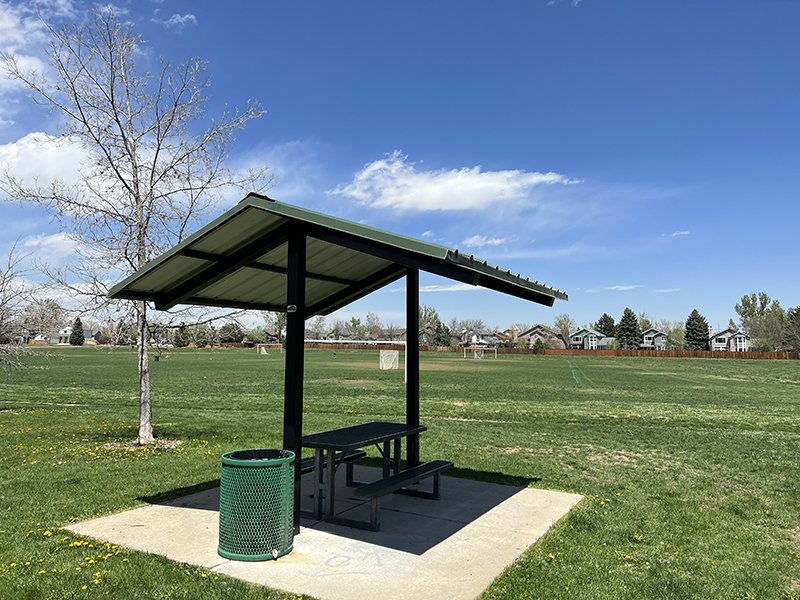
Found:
[430,416,523,424]
[639,372,678,375]
[103,440,184,450]
[790,527,800,551]
[587,450,642,466]
[334,361,491,371]
[702,375,748,382]
[314,378,380,384]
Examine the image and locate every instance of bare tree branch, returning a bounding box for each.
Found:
[1,7,274,443]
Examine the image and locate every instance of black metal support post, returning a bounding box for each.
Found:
[406,268,420,468]
[283,232,306,535]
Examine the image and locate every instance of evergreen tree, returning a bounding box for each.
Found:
[685,309,710,351]
[593,313,617,338]
[617,308,641,350]
[219,323,244,343]
[69,317,85,346]
[173,324,190,348]
[532,337,548,351]
[432,321,451,347]
[784,307,800,352]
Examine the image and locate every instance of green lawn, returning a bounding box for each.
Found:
[1,347,799,599]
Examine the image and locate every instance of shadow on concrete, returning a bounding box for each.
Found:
[137,465,545,556]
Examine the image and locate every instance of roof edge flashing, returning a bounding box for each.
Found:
[444,250,568,302]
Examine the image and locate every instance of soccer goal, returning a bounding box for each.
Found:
[255,343,283,354]
[463,346,498,359]
[379,350,400,370]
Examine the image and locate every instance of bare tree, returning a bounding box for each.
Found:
[385,322,401,341]
[0,243,32,344]
[307,315,328,339]
[365,311,383,339]
[553,313,577,344]
[1,8,272,443]
[329,319,347,340]
[0,244,58,371]
[261,311,287,345]
[21,298,64,340]
[508,321,533,342]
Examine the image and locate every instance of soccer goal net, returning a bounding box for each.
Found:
[379,350,400,370]
[255,343,283,354]
[463,346,498,359]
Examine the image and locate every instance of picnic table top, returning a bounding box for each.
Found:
[302,421,427,451]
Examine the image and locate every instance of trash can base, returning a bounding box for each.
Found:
[217,543,293,562]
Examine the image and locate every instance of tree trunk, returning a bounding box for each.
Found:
[136,300,154,444]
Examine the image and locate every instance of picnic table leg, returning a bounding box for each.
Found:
[393,438,401,474]
[382,441,390,478]
[313,448,324,519]
[326,448,336,517]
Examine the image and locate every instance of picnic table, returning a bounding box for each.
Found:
[302,421,451,530]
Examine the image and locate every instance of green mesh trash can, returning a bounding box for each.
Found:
[218,448,295,561]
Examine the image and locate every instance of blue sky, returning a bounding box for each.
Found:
[1,0,799,333]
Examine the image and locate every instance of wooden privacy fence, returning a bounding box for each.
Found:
[300,343,799,360]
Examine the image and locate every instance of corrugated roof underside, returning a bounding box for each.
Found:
[126,255,212,295]
[190,209,284,256]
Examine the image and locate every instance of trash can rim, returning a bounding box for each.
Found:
[222,448,295,466]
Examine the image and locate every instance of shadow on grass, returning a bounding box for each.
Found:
[138,479,221,507]
[355,455,542,487]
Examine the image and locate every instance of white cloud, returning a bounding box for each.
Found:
[327,150,578,211]
[0,132,87,192]
[460,235,507,248]
[605,285,642,291]
[654,288,681,293]
[421,230,435,239]
[669,231,690,237]
[0,2,51,124]
[151,10,197,29]
[228,140,326,209]
[22,232,78,261]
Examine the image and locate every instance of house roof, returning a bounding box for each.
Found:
[108,194,567,316]
[570,328,603,338]
[711,328,748,339]
[519,324,560,337]
[641,328,668,337]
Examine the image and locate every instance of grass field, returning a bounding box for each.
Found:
[1,347,799,599]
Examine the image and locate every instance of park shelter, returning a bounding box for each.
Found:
[108,193,568,531]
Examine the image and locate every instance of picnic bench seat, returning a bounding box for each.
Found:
[300,449,367,486]
[353,459,454,530]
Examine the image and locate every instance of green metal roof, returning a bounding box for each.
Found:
[107,193,568,315]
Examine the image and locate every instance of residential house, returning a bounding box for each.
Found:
[569,328,606,350]
[461,328,501,347]
[640,328,668,351]
[374,327,405,342]
[518,324,567,349]
[710,328,750,352]
[54,326,101,345]
[418,324,436,345]
[568,328,616,350]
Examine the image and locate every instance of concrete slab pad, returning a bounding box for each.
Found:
[66,466,582,600]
